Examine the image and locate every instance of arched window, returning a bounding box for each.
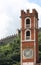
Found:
[26,18,30,28]
[26,19,30,24]
[26,31,30,40]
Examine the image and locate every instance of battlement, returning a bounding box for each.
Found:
[21,9,38,20]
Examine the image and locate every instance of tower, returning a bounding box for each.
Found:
[20,9,39,65]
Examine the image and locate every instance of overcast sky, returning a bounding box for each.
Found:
[0,0,41,39]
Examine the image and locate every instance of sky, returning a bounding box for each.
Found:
[0,0,41,39]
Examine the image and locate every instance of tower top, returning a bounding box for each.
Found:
[21,9,38,20]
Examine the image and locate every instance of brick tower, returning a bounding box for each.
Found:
[20,9,39,65]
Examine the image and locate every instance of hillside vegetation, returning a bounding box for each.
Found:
[0,30,41,65]
[0,35,20,65]
[38,32,41,61]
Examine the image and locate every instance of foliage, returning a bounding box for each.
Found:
[38,32,41,61]
[0,35,20,65]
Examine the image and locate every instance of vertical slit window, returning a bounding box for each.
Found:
[26,31,30,40]
[26,19,30,28]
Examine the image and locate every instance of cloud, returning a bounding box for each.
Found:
[0,0,41,39]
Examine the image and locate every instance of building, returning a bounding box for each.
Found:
[20,9,39,65]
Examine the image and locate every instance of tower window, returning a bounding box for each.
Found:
[26,18,30,28]
[26,31,30,40]
[26,19,30,24]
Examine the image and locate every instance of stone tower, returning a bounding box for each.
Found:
[20,9,39,65]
